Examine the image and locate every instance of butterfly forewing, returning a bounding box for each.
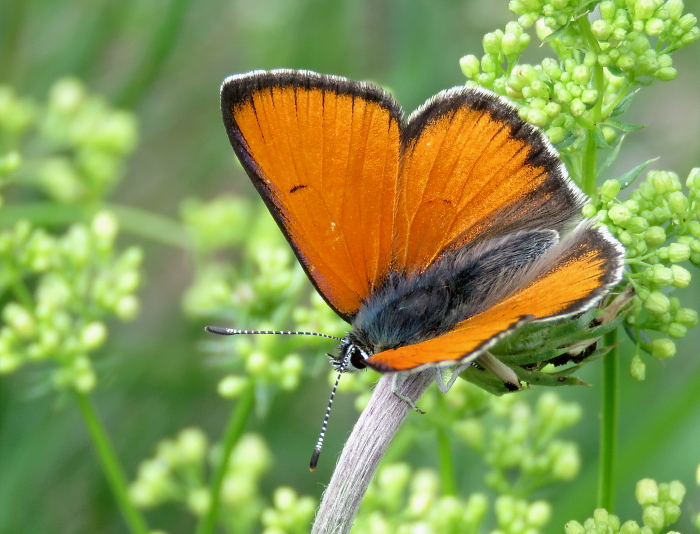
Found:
[392,87,585,275]
[221,70,402,321]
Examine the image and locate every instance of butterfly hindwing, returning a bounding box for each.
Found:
[365,224,624,373]
[221,70,402,321]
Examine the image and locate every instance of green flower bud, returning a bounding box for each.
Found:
[667,322,687,338]
[565,520,586,534]
[656,67,678,80]
[570,98,586,117]
[464,493,489,526]
[668,242,690,262]
[635,0,658,19]
[666,0,684,20]
[601,179,622,200]
[551,443,580,480]
[620,520,642,534]
[218,375,248,398]
[630,353,646,380]
[80,321,107,350]
[502,33,521,56]
[669,265,691,288]
[642,505,665,530]
[678,12,697,31]
[3,302,35,338]
[186,487,210,516]
[592,19,614,40]
[526,500,551,527]
[651,338,676,358]
[582,203,598,218]
[645,18,665,35]
[115,294,139,320]
[666,480,686,505]
[627,216,649,233]
[572,65,591,85]
[646,265,673,286]
[618,230,635,246]
[482,54,499,73]
[608,204,632,226]
[600,1,617,19]
[483,32,502,55]
[612,26,628,41]
[526,108,549,127]
[637,478,659,505]
[666,191,688,217]
[645,291,670,314]
[546,126,566,144]
[617,54,636,70]
[681,27,700,45]
[460,55,480,78]
[674,307,698,327]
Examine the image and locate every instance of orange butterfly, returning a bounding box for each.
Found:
[212,69,624,468]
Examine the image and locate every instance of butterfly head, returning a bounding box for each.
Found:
[331,334,373,373]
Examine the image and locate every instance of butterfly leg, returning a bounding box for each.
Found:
[391,373,426,414]
[434,363,472,394]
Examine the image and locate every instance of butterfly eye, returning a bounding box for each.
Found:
[349,346,368,370]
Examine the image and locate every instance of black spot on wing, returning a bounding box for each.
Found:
[290,184,308,193]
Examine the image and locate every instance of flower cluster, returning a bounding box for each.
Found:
[565,477,686,534]
[355,462,555,534]
[260,487,316,534]
[0,212,142,391]
[460,0,699,151]
[454,389,582,492]
[0,79,142,393]
[130,429,315,534]
[37,78,137,203]
[356,464,489,534]
[588,168,700,376]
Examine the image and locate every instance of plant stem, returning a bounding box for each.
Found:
[74,390,149,534]
[195,382,255,534]
[583,130,598,198]
[436,426,456,496]
[598,329,618,512]
[312,371,434,534]
[435,394,456,496]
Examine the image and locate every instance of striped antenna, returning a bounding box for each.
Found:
[204,326,342,341]
[309,353,349,471]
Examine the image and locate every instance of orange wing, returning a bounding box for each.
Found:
[221,70,402,321]
[393,87,585,275]
[366,225,624,372]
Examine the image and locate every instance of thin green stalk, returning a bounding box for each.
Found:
[74,391,149,534]
[582,130,599,199]
[436,426,456,496]
[196,382,255,534]
[598,329,618,512]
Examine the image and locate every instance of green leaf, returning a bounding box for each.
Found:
[574,0,601,17]
[599,134,626,174]
[605,119,647,132]
[633,77,655,86]
[615,157,659,189]
[544,22,571,42]
[593,126,612,149]
[554,131,578,150]
[610,89,639,117]
[606,65,626,77]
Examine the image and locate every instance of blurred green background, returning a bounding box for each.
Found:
[1,0,700,533]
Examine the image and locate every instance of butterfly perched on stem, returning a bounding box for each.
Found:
[212,69,624,468]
